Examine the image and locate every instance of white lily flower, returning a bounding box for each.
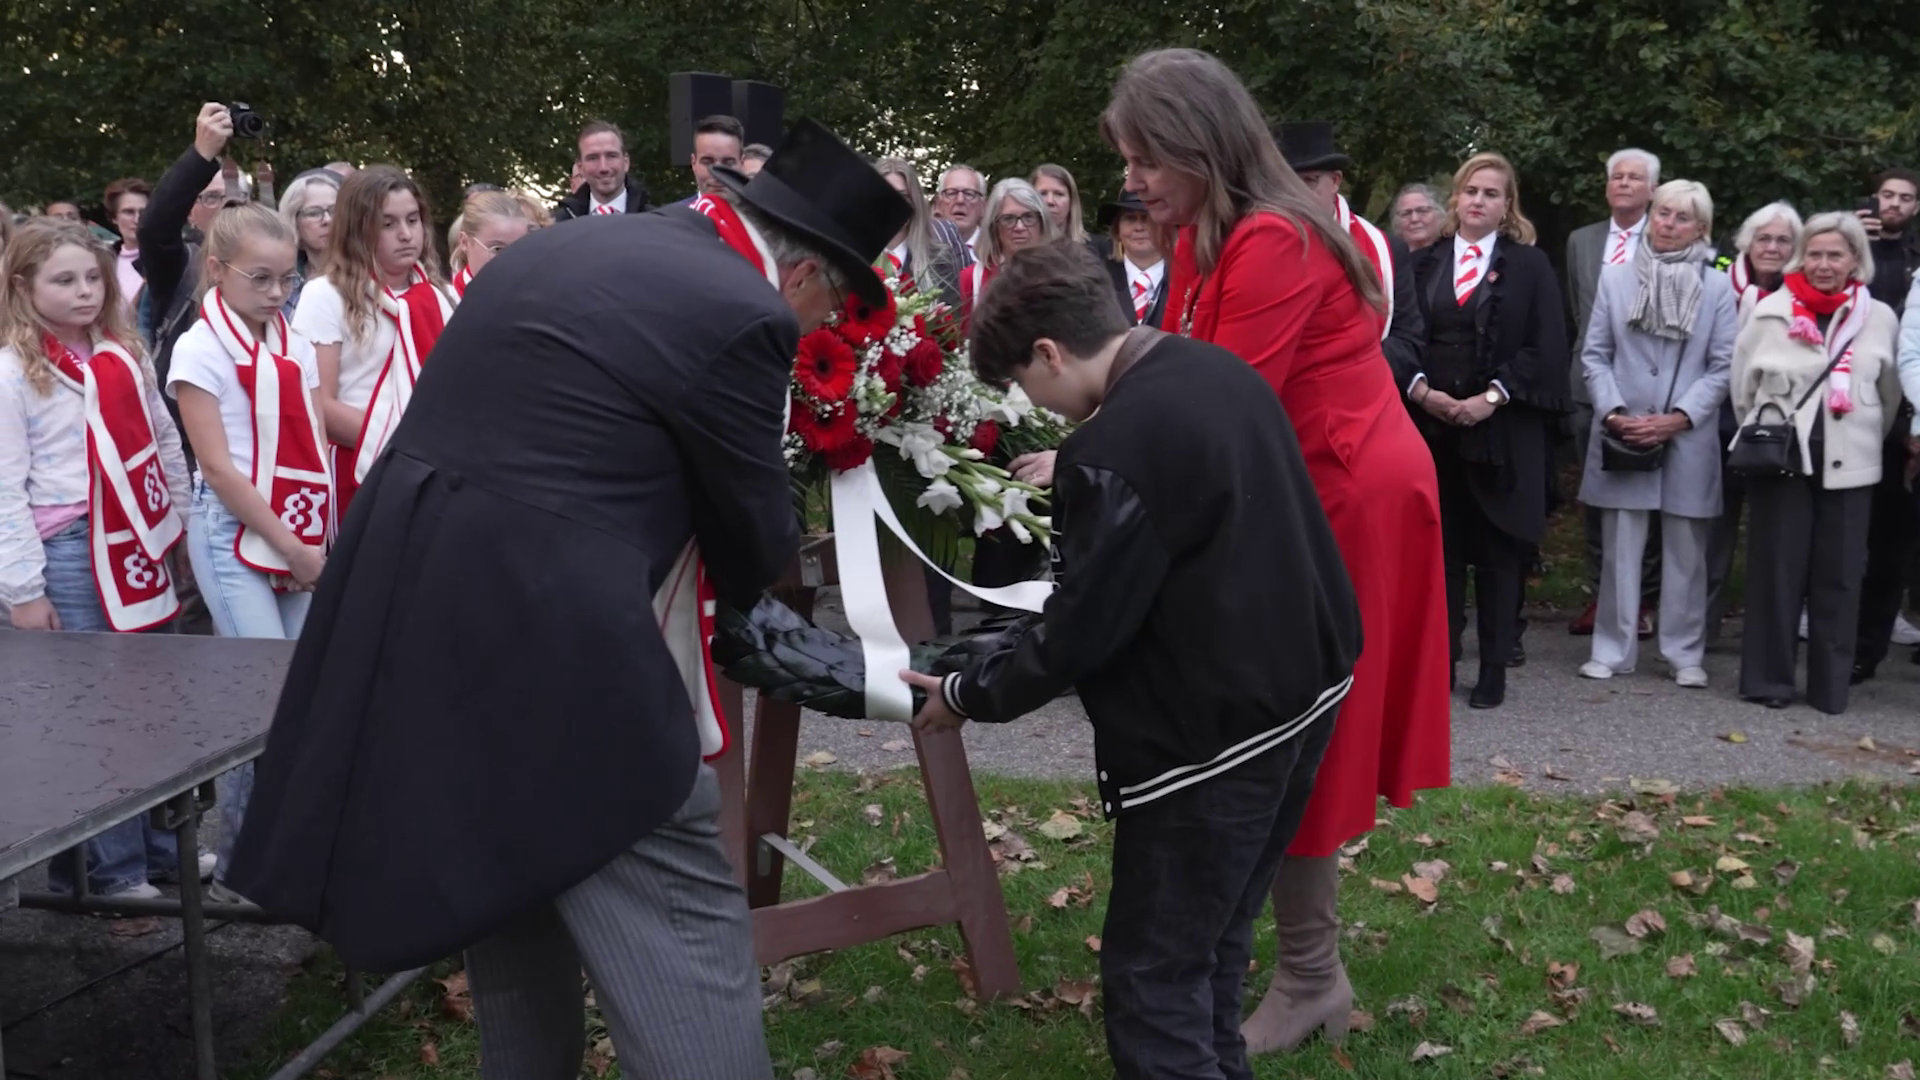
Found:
[973,499,1006,535]
[915,479,964,515]
[1006,516,1032,544]
[1000,486,1031,519]
[891,423,951,479]
[987,383,1035,425]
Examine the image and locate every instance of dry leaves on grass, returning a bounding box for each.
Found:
[1740,1001,1772,1030]
[802,751,839,768]
[1888,1062,1916,1080]
[1713,1018,1748,1046]
[1546,961,1580,990]
[1589,925,1643,960]
[1782,931,1817,976]
[1348,1010,1377,1032]
[1046,874,1097,910]
[1666,954,1697,978]
[418,1038,440,1066]
[1682,815,1718,827]
[438,971,473,1023]
[863,804,884,827]
[1774,973,1819,1008]
[1085,935,1102,954]
[1412,859,1452,882]
[1404,874,1441,905]
[1842,1011,1863,1049]
[1411,1041,1454,1063]
[863,858,898,886]
[1618,811,1661,843]
[1625,910,1667,938]
[846,1045,910,1080]
[1370,877,1405,895]
[1387,995,1430,1027]
[1550,874,1578,896]
[1612,1002,1661,1027]
[880,739,911,753]
[1037,809,1084,841]
[1517,1010,1564,1036]
[107,917,163,938]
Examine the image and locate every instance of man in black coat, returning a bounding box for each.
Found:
[227,120,909,1080]
[551,119,653,219]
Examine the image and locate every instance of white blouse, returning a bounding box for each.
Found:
[290,277,394,413]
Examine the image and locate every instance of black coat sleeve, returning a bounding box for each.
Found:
[944,463,1170,723]
[1382,236,1426,389]
[1496,250,1574,412]
[138,147,219,321]
[666,312,802,606]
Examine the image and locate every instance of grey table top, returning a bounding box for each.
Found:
[0,632,293,881]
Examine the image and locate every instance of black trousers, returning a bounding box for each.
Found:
[1703,459,1749,641]
[1435,455,1527,672]
[1852,434,1920,670]
[1101,709,1337,1080]
[1740,476,1873,713]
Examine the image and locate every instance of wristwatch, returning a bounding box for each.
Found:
[1484,387,1506,406]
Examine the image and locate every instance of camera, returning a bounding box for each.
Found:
[229,102,268,140]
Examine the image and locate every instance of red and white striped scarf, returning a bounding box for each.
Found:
[45,335,182,631]
[203,290,333,579]
[1335,194,1394,342]
[352,268,456,485]
[1728,255,1772,317]
[452,265,474,298]
[689,193,780,286]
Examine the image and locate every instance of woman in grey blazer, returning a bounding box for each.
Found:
[1577,180,1738,688]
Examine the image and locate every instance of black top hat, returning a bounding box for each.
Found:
[1097,189,1149,229]
[1272,121,1354,174]
[712,119,910,307]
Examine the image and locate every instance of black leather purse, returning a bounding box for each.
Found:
[1727,351,1845,479]
[1599,357,1685,472]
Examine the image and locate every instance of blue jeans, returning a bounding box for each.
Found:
[39,517,185,894]
[186,486,311,879]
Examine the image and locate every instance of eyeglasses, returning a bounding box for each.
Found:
[939,189,985,202]
[696,156,741,169]
[296,207,333,222]
[195,192,228,207]
[996,212,1041,230]
[1395,206,1438,220]
[220,261,300,293]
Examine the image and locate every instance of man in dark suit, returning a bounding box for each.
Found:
[552,119,653,219]
[228,120,910,1080]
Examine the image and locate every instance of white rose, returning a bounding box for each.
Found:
[915,479,964,515]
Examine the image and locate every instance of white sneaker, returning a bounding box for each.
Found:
[1579,661,1615,680]
[102,881,162,901]
[1798,610,1809,641]
[1893,614,1920,647]
[197,851,218,881]
[1675,666,1709,689]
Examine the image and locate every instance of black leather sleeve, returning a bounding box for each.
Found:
[138,147,219,322]
[946,463,1170,723]
[1382,236,1426,389]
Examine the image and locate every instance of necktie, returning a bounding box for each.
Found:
[1131,274,1152,321]
[887,253,903,275]
[593,204,617,216]
[1607,230,1629,264]
[1454,245,1482,305]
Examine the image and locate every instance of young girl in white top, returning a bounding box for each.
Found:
[0,220,200,898]
[290,165,455,521]
[446,190,536,297]
[169,203,332,888]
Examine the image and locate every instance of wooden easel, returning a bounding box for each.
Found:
[712,535,1021,999]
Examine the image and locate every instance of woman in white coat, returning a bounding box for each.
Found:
[1577,180,1737,688]
[1732,212,1902,713]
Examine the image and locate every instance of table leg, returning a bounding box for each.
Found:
[169,789,217,1080]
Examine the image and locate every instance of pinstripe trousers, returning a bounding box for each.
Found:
[464,765,772,1080]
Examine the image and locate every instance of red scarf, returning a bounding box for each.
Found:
[45,335,183,631]
[352,268,456,486]
[1783,271,1851,316]
[203,291,333,579]
[452,265,473,298]
[1780,272,1867,416]
[1335,194,1393,341]
[689,193,780,284]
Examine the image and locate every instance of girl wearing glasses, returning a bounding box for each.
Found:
[169,203,333,889]
[446,191,536,296]
[961,178,1058,325]
[277,169,341,316]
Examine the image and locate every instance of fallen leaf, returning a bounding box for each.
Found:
[1631,777,1679,796]
[863,857,897,885]
[1349,1010,1377,1032]
[1490,860,1511,873]
[1550,874,1577,895]
[1544,765,1573,782]
[1012,915,1032,933]
[857,728,873,737]
[816,1039,847,1060]
[1547,960,1581,989]
[1731,873,1759,891]
[1370,877,1405,895]
[1889,1062,1916,1080]
[1439,984,1476,1015]
[1740,1001,1771,1029]
[1872,933,1898,956]
[419,1038,440,1067]
[1666,954,1697,978]
[1669,870,1695,889]
[1387,995,1429,1027]
[1403,874,1440,904]
[1053,977,1100,1019]
[846,1045,910,1080]
[1412,859,1452,882]
[1613,1002,1660,1027]
[1483,914,1515,953]
[1773,973,1818,1008]
[1330,1045,1355,1071]
[107,917,164,938]
[1860,736,1879,752]
[1855,828,1876,851]
[1490,754,1517,770]
[1782,931,1816,976]
[1619,811,1661,843]
[1773,859,1800,886]
[1842,1011,1862,1048]
[880,739,911,752]
[1048,887,1071,909]
[1589,925,1643,959]
[910,964,928,982]
[1411,833,1442,848]
[1682,815,1717,827]
[802,750,838,767]
[1719,731,1749,744]
[1518,1010,1564,1036]
[863,985,886,1004]
[437,971,473,1023]
[790,977,828,1005]
[1036,810,1083,841]
[949,958,977,1000]
[1716,856,1752,873]
[1625,910,1667,938]
[863,804,884,827]
[1603,1033,1624,1054]
[1714,1018,1749,1045]
[1410,1041,1453,1063]
[1494,769,1527,788]
[1085,934,1102,954]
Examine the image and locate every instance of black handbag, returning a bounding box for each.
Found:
[1727,350,1845,479]
[1599,353,1686,472]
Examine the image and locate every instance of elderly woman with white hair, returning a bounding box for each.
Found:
[278,168,341,315]
[1732,211,1902,713]
[1577,179,1738,688]
[960,177,1058,323]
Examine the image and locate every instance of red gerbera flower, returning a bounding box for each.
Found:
[903,337,945,387]
[838,276,898,348]
[821,434,875,471]
[794,329,859,403]
[970,419,1000,458]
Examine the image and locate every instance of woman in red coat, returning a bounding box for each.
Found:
[1103,48,1453,1056]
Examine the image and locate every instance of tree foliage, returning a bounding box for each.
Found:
[4,0,1914,255]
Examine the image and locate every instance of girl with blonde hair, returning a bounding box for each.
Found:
[447,190,537,295]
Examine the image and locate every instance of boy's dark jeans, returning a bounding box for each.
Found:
[1100,707,1338,1080]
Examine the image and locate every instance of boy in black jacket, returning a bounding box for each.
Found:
[901,243,1362,1080]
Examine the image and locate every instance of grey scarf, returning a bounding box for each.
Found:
[1627,237,1710,341]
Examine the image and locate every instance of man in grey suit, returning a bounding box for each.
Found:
[1563,147,1660,636]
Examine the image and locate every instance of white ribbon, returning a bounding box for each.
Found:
[831,460,1054,721]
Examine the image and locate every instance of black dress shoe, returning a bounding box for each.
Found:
[1850,663,1876,686]
[1743,694,1790,709]
[1469,666,1506,709]
[1507,642,1527,667]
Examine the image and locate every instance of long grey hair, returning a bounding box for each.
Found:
[874,157,956,297]
[975,178,1058,267]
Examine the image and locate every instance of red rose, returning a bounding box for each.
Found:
[821,435,875,471]
[838,276,898,348]
[794,329,858,404]
[970,420,1000,458]
[903,337,945,387]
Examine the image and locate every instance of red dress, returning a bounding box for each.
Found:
[1165,212,1452,855]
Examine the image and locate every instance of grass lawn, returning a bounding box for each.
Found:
[238,770,1920,1080]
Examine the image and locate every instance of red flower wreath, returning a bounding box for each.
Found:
[902,336,945,387]
[837,274,899,348]
[969,419,1001,458]
[795,329,859,403]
